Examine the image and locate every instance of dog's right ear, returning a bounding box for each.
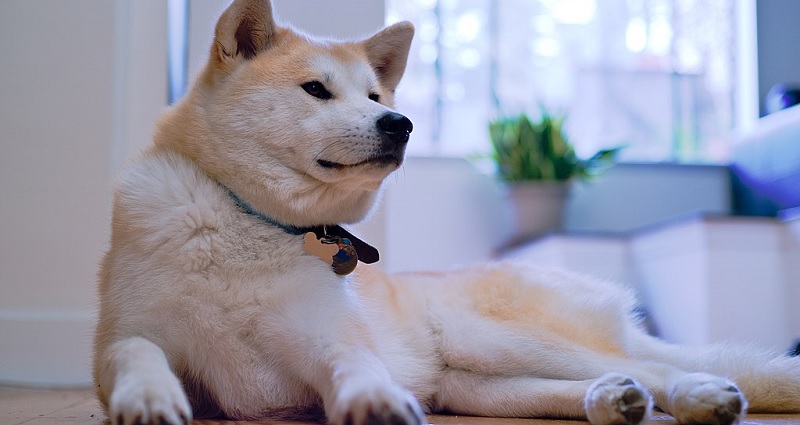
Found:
[211,0,277,74]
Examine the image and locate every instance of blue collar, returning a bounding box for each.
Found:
[225,187,380,264]
[226,188,307,235]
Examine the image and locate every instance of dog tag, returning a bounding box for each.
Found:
[303,232,337,266]
[302,232,358,275]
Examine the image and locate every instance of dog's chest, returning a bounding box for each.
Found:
[114,154,336,309]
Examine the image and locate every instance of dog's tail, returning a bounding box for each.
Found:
[629,332,800,412]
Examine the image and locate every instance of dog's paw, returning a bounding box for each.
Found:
[328,381,426,425]
[584,373,653,425]
[108,371,192,425]
[668,373,747,425]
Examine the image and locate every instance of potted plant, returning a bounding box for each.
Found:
[489,111,621,240]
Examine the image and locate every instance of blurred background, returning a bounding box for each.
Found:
[1,0,798,388]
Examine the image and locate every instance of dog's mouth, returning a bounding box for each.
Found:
[317,154,403,170]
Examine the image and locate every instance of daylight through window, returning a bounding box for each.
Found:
[387,0,737,163]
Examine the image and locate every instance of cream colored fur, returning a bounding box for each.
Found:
[93,1,800,425]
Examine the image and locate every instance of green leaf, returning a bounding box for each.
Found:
[487,110,624,182]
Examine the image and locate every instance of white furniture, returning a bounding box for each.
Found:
[506,215,800,352]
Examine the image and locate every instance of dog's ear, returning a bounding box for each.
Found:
[212,0,277,73]
[363,22,415,93]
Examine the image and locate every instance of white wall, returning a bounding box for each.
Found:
[0,0,114,386]
[0,0,167,386]
[112,1,169,170]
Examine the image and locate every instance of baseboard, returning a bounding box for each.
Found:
[0,309,95,388]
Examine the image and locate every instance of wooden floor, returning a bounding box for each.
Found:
[2,387,799,425]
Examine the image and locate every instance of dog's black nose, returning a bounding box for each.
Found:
[377,112,413,144]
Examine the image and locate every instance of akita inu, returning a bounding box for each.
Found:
[93,1,800,424]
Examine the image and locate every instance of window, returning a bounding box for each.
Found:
[387,0,738,163]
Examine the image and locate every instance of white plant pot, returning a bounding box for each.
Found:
[505,181,570,241]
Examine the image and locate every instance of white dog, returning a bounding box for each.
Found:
[93,1,800,424]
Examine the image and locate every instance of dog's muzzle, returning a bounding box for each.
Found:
[377,112,413,145]
[317,112,413,170]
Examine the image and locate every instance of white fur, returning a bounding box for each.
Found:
[93,1,800,425]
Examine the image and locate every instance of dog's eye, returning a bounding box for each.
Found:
[301,81,332,100]
[368,93,380,103]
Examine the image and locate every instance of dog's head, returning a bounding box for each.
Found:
[156,0,414,227]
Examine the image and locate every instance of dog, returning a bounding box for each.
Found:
[93,1,800,424]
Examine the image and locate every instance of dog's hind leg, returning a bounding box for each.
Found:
[95,336,192,425]
[437,367,750,425]
[435,309,638,379]
[435,369,653,425]
[585,372,744,425]
[627,332,800,413]
[436,320,748,424]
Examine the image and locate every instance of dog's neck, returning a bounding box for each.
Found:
[224,184,380,265]
[225,186,312,235]
[229,173,383,227]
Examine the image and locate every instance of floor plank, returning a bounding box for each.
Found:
[2,387,799,425]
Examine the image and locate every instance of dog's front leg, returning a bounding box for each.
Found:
[96,336,191,425]
[323,347,426,425]
[272,280,426,425]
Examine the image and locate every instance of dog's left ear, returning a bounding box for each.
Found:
[363,22,415,93]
